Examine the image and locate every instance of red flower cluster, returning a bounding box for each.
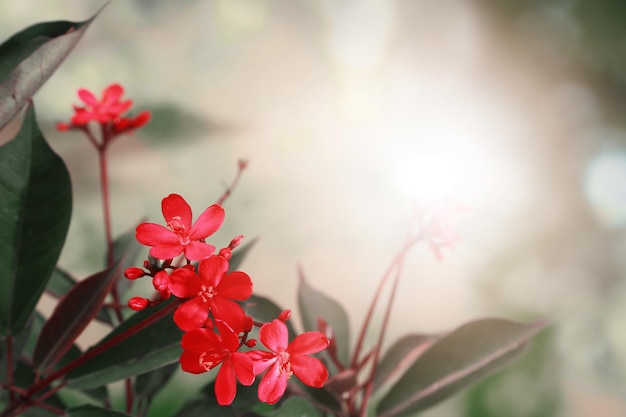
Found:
[57,83,150,138]
[127,194,330,406]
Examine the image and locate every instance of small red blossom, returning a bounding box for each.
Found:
[128,297,150,311]
[136,194,225,261]
[180,321,255,406]
[250,319,330,404]
[417,199,467,261]
[169,255,252,331]
[57,83,150,137]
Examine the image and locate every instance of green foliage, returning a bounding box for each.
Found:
[0,106,72,334]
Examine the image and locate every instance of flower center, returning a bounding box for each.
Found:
[198,285,216,303]
[167,216,190,244]
[198,351,224,371]
[278,351,293,378]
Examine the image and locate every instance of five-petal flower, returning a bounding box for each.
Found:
[136,194,225,261]
[250,319,330,404]
[169,255,252,331]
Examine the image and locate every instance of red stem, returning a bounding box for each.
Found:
[216,159,247,206]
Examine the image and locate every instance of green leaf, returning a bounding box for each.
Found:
[171,397,237,417]
[0,9,101,129]
[373,333,439,391]
[33,263,121,373]
[66,405,131,417]
[376,318,547,417]
[298,267,350,365]
[258,396,322,417]
[110,222,145,299]
[0,106,72,335]
[134,363,179,415]
[65,298,183,389]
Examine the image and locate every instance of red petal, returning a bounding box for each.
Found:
[217,271,252,300]
[290,355,329,388]
[179,351,207,374]
[247,350,276,375]
[173,298,209,331]
[149,244,184,260]
[287,331,329,356]
[161,194,192,231]
[211,298,247,333]
[77,88,98,106]
[169,268,202,298]
[257,363,288,404]
[215,357,237,406]
[130,110,151,128]
[197,256,228,287]
[215,320,240,351]
[232,352,255,386]
[259,320,288,353]
[184,241,215,262]
[181,328,221,351]
[102,83,124,104]
[189,204,225,239]
[136,223,179,246]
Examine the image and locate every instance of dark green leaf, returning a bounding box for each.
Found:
[171,397,237,417]
[0,106,72,335]
[65,298,183,389]
[258,396,322,417]
[34,263,121,373]
[373,333,439,391]
[376,318,547,417]
[66,404,131,417]
[110,221,145,299]
[0,10,101,129]
[11,359,66,415]
[134,362,179,414]
[298,267,350,365]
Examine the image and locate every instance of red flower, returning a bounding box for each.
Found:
[136,194,225,261]
[169,255,252,331]
[250,319,329,404]
[57,83,150,136]
[180,321,255,406]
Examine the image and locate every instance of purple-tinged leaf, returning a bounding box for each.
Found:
[373,334,440,391]
[298,267,350,365]
[0,8,102,129]
[0,106,71,335]
[33,262,121,374]
[376,318,547,417]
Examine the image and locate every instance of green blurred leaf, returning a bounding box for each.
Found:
[66,405,131,417]
[258,396,322,417]
[0,10,101,129]
[171,397,237,417]
[135,363,179,415]
[65,298,183,389]
[463,327,561,417]
[374,333,439,392]
[0,106,72,335]
[34,262,121,373]
[298,267,350,365]
[377,318,547,417]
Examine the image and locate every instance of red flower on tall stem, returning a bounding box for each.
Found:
[136,194,225,261]
[180,321,255,406]
[250,319,330,404]
[169,255,252,331]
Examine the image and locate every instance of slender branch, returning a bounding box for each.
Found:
[216,159,248,206]
[350,232,423,368]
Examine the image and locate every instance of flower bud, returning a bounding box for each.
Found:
[243,315,254,332]
[128,297,149,311]
[152,271,169,291]
[278,309,291,322]
[228,235,244,249]
[124,267,145,280]
[159,289,171,300]
[218,248,232,260]
[245,339,257,348]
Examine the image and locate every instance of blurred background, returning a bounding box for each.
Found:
[2,0,626,416]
